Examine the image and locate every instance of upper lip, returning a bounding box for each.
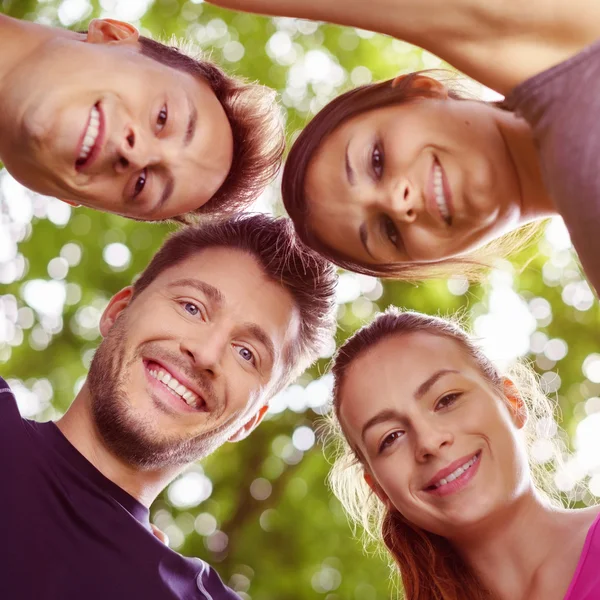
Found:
[423,451,480,489]
[75,102,106,172]
[145,357,209,409]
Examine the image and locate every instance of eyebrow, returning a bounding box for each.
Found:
[360,369,460,444]
[168,278,225,307]
[345,141,356,186]
[359,223,376,260]
[184,97,197,147]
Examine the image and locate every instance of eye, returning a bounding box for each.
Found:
[436,392,462,410]
[378,430,404,453]
[382,215,399,247]
[157,104,168,131]
[133,169,147,198]
[183,302,201,316]
[371,143,384,179]
[234,344,256,366]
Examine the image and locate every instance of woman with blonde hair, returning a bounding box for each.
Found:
[326,308,599,599]
[208,0,600,293]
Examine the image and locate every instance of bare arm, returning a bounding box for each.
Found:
[206,0,600,94]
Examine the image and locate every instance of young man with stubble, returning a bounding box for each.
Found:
[0,15,283,222]
[0,214,337,599]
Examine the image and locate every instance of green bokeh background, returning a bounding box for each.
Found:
[2,1,600,598]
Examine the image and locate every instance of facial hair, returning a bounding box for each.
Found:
[87,313,235,471]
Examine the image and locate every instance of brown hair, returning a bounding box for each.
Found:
[327,308,561,600]
[282,71,542,281]
[137,36,285,221]
[131,214,337,391]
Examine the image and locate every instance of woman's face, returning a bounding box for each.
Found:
[338,332,529,539]
[305,97,523,265]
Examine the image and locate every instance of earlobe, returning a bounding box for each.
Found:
[392,73,449,99]
[86,19,140,46]
[228,404,269,443]
[99,287,133,337]
[503,378,528,430]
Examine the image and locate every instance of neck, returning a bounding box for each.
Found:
[495,107,556,224]
[56,387,182,507]
[450,490,568,600]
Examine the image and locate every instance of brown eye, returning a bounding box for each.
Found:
[133,169,147,198]
[157,105,168,130]
[436,392,462,410]
[371,143,384,178]
[378,430,403,453]
[382,215,399,247]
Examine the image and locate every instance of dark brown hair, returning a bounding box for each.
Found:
[137,36,285,221]
[328,308,559,600]
[131,214,337,389]
[282,71,541,280]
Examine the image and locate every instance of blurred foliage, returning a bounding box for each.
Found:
[2,2,600,599]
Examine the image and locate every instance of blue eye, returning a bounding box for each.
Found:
[183,302,200,316]
[236,345,255,365]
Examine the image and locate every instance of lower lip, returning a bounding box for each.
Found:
[143,361,202,415]
[425,452,481,497]
[75,102,105,173]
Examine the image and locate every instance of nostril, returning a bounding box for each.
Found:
[404,187,410,200]
[119,156,129,169]
[127,133,134,148]
[407,209,414,218]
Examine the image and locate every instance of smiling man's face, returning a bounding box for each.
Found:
[86,247,299,469]
[0,20,233,220]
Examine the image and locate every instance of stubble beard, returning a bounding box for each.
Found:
[87,314,233,471]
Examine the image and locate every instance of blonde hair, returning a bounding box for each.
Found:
[325,308,565,599]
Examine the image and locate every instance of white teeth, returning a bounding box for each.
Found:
[148,366,201,409]
[77,105,100,161]
[433,164,450,222]
[432,454,478,489]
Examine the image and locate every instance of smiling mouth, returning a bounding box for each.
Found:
[146,361,206,411]
[425,451,481,491]
[75,102,103,171]
[433,161,452,226]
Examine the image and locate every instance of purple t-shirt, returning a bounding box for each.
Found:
[506,39,600,294]
[0,377,239,600]
[564,512,600,600]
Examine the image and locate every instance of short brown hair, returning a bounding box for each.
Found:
[132,214,338,390]
[282,71,542,281]
[138,36,285,221]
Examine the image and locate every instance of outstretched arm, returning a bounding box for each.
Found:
[206,0,600,94]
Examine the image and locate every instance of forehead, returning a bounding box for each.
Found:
[145,246,300,345]
[339,332,477,422]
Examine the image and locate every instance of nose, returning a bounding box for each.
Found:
[114,126,160,174]
[414,420,454,463]
[179,329,227,378]
[381,178,417,224]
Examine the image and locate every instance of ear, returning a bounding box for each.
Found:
[59,199,80,207]
[502,378,528,430]
[364,471,392,508]
[228,404,269,443]
[392,73,449,99]
[86,19,140,46]
[99,287,133,337]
